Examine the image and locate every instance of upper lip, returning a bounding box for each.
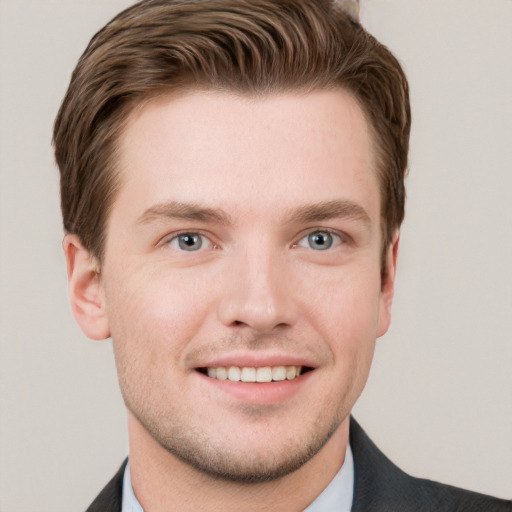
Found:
[193,352,318,370]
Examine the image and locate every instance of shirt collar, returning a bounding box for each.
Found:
[303,443,354,512]
[122,463,143,512]
[122,443,353,512]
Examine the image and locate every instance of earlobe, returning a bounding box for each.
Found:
[376,232,400,338]
[63,234,110,340]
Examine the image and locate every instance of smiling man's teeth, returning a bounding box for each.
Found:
[206,366,302,382]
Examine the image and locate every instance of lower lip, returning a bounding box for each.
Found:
[196,371,313,405]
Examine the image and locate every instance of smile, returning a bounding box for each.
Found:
[201,365,306,382]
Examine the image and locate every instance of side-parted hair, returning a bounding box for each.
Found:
[53,0,411,265]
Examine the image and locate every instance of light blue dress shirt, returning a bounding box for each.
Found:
[122,444,354,512]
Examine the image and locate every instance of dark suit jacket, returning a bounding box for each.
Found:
[85,418,511,511]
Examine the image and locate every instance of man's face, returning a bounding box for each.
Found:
[98,89,395,481]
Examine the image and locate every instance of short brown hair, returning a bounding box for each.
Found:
[53,0,410,264]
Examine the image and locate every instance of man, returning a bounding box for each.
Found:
[53,1,511,510]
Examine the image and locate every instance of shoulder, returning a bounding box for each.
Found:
[349,417,511,512]
[85,459,126,512]
[402,477,512,512]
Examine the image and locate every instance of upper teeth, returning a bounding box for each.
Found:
[206,366,302,382]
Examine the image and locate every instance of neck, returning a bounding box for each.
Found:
[127,412,349,512]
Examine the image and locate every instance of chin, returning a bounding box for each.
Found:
[131,403,346,484]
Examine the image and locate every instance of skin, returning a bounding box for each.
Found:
[64,89,399,511]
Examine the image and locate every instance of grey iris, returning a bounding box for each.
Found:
[308,231,333,250]
[178,234,202,251]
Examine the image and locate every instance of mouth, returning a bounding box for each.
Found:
[197,365,313,383]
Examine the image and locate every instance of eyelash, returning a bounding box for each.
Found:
[294,229,347,251]
[163,231,217,252]
[162,228,348,253]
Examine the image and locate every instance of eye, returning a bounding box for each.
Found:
[297,230,342,251]
[168,232,213,252]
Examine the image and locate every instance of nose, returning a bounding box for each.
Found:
[217,246,299,334]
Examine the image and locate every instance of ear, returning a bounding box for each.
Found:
[376,231,400,338]
[63,234,110,340]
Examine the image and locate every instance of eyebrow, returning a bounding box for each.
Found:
[137,199,371,228]
[287,200,372,227]
[137,201,231,225]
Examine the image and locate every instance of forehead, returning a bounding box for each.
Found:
[114,89,379,225]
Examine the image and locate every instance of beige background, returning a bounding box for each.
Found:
[1,0,511,510]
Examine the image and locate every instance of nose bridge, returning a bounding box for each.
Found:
[217,240,297,333]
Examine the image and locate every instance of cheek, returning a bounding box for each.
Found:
[306,267,382,342]
[104,268,210,369]
[307,268,381,386]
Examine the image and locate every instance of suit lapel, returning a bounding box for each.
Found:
[350,417,415,512]
[85,459,126,512]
